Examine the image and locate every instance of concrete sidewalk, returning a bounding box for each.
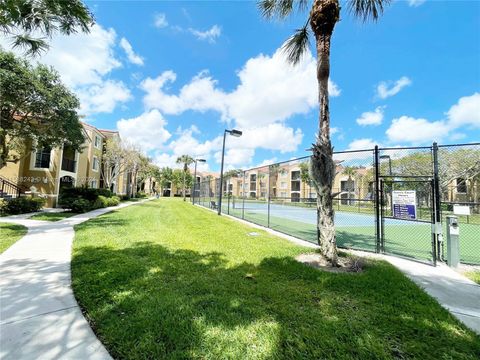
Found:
[384,256,480,335]
[0,200,150,359]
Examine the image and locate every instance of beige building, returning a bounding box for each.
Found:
[191,162,373,204]
[0,122,130,207]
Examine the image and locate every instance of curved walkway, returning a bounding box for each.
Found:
[0,200,150,359]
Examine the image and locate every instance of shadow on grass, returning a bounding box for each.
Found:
[72,242,480,360]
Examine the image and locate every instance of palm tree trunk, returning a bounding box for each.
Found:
[309,0,340,266]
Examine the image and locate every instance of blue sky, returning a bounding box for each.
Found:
[4,0,479,171]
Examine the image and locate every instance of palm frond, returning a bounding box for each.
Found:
[348,0,391,22]
[258,0,309,20]
[281,25,311,65]
[11,34,48,56]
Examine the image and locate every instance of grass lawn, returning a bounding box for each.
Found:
[29,212,77,222]
[72,199,480,359]
[465,271,480,284]
[0,222,27,254]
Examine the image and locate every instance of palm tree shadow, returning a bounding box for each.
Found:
[72,242,480,359]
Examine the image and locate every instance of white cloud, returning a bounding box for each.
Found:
[35,24,121,87]
[78,80,131,114]
[141,70,227,115]
[117,110,172,151]
[189,25,221,43]
[376,76,412,99]
[386,116,449,144]
[346,139,378,151]
[141,48,340,128]
[154,13,168,28]
[228,124,303,154]
[408,0,426,7]
[356,106,385,126]
[385,93,480,144]
[153,153,179,169]
[446,92,480,129]
[119,37,144,66]
[214,148,255,168]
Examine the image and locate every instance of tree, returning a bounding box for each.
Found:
[299,162,310,199]
[0,0,94,56]
[100,137,130,191]
[176,155,194,201]
[159,167,173,195]
[258,0,391,266]
[0,50,85,169]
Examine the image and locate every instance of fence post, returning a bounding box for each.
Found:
[242,171,246,219]
[374,146,381,253]
[267,167,271,228]
[432,142,443,261]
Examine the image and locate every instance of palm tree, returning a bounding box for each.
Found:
[259,0,390,265]
[176,155,194,201]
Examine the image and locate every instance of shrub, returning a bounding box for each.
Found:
[70,199,93,213]
[96,188,114,198]
[59,187,120,213]
[108,196,120,206]
[2,197,46,214]
[135,191,147,198]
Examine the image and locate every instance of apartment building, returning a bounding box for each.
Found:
[0,123,129,207]
[196,162,373,203]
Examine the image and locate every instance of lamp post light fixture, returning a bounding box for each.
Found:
[218,129,242,215]
[192,158,206,204]
[380,155,392,176]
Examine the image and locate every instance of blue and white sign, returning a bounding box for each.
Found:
[392,190,417,220]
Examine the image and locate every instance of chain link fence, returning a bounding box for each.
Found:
[194,142,480,265]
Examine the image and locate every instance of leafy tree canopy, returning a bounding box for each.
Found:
[0,49,85,168]
[0,0,94,55]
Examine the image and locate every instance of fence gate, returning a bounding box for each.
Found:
[379,177,437,265]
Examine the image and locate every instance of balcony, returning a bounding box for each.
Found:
[249,183,256,191]
[61,158,76,172]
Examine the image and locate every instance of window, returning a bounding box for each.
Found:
[94,135,101,149]
[280,192,287,197]
[91,179,98,189]
[92,156,99,171]
[34,147,51,168]
[280,182,287,189]
[456,178,467,193]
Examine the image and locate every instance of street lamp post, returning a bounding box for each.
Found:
[192,158,206,205]
[218,129,242,215]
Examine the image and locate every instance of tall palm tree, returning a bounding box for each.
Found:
[176,155,194,201]
[259,0,390,266]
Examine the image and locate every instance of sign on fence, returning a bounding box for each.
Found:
[453,205,471,216]
[392,190,417,220]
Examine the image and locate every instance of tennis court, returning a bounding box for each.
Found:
[218,199,479,264]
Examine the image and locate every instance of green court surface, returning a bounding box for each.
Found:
[221,205,479,265]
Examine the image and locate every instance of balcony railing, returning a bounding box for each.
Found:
[61,158,76,172]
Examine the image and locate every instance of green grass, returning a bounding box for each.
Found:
[221,204,480,265]
[0,222,27,253]
[29,212,77,221]
[72,199,480,359]
[465,271,480,284]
